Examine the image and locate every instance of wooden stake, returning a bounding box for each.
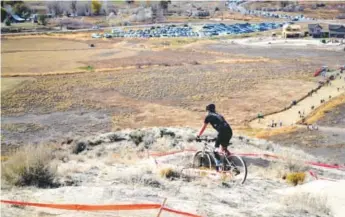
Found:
[156,198,167,217]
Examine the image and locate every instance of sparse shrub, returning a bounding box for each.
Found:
[37,14,47,26]
[115,168,162,188]
[107,132,126,142]
[159,167,181,179]
[160,128,176,138]
[283,172,306,186]
[4,17,11,26]
[72,141,87,154]
[129,130,144,146]
[1,145,58,188]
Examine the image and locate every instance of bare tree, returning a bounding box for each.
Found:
[151,3,164,23]
[126,0,134,9]
[46,1,63,17]
[84,2,91,16]
[159,0,171,16]
[70,1,77,16]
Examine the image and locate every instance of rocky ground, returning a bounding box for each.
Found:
[2,128,344,217]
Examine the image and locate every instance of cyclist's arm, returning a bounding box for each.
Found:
[197,123,208,137]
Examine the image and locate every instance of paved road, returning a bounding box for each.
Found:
[250,71,345,129]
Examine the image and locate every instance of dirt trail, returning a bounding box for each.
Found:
[250,71,345,129]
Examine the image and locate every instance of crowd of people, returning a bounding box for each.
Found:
[259,67,345,129]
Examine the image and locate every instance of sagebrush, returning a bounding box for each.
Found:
[1,145,58,188]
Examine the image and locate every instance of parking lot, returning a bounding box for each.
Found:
[92,22,285,39]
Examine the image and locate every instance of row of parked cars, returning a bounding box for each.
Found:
[91,22,284,39]
[245,10,316,21]
[201,22,283,36]
[91,25,199,38]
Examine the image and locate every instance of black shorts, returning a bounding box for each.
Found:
[215,128,232,148]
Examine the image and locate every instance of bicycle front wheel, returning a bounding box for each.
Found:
[192,151,212,170]
[223,155,247,185]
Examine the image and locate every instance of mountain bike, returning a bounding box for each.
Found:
[192,137,247,184]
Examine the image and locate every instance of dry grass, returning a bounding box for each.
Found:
[281,192,331,215]
[1,38,137,75]
[1,145,57,188]
[255,126,298,139]
[1,77,34,93]
[303,93,345,125]
[2,35,338,130]
[1,123,45,133]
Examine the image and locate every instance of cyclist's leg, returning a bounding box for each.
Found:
[221,129,232,156]
[214,134,221,163]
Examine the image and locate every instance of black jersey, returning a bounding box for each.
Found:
[204,112,231,133]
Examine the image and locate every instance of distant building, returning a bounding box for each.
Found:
[282,24,302,38]
[329,24,345,38]
[308,24,323,38]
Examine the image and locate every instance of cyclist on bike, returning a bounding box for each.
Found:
[196,103,232,167]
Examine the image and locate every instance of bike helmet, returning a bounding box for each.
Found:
[206,104,216,112]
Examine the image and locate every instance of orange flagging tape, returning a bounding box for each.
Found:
[0,200,202,216]
[162,207,202,217]
[0,200,161,211]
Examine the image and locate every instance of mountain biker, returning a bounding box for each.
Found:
[196,104,233,167]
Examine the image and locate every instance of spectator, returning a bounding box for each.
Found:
[279,121,282,127]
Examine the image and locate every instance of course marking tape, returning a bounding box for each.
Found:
[0,200,203,216]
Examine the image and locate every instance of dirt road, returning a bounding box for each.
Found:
[250,71,345,128]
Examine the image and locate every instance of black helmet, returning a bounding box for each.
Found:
[206,104,216,112]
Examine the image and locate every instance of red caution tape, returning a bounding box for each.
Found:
[151,149,344,171]
[305,161,345,170]
[162,207,202,217]
[309,170,338,182]
[0,200,160,211]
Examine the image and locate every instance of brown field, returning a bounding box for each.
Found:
[1,34,344,145]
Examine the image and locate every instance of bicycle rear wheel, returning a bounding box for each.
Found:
[192,151,212,170]
[222,155,247,184]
